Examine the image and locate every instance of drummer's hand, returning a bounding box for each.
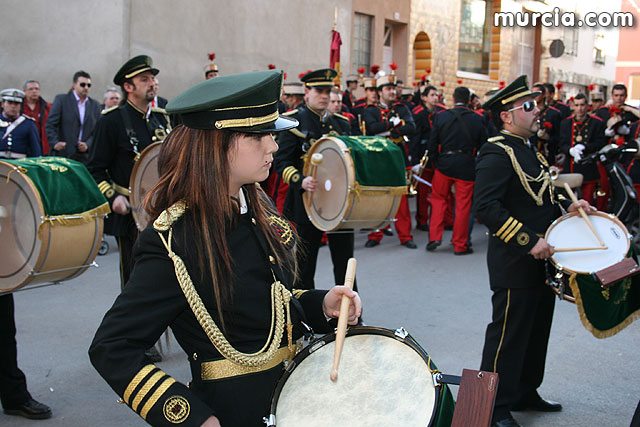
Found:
[568,199,595,213]
[77,141,88,152]
[323,286,362,325]
[302,176,317,192]
[201,416,221,427]
[529,237,555,260]
[112,195,131,215]
[53,141,66,151]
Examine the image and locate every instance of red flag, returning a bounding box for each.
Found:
[330,30,341,69]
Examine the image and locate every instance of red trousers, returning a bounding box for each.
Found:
[368,195,413,243]
[416,168,453,227]
[429,169,474,252]
[581,180,597,206]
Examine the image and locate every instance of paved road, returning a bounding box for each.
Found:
[3,223,639,426]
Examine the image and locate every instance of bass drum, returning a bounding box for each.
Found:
[545,211,630,302]
[0,160,104,293]
[129,142,162,231]
[302,135,407,231]
[268,326,454,427]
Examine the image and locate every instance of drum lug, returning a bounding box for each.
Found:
[432,372,442,387]
[308,339,327,354]
[394,327,408,340]
[263,414,276,426]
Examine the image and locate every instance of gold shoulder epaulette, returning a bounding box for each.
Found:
[288,128,306,138]
[102,105,118,115]
[21,114,35,121]
[151,107,167,114]
[488,135,505,143]
[282,109,298,116]
[334,113,350,122]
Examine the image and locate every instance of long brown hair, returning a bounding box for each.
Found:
[144,124,296,327]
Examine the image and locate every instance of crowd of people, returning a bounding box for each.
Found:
[2,54,640,427]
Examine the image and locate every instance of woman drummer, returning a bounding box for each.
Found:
[89,70,362,427]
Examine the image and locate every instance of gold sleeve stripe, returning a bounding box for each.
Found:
[495,217,514,238]
[504,222,523,243]
[283,166,299,184]
[131,371,165,411]
[293,289,309,299]
[140,377,176,420]
[98,181,111,193]
[123,365,155,404]
[500,220,520,242]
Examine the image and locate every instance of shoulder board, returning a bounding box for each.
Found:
[21,114,35,121]
[150,107,167,114]
[333,113,350,122]
[412,105,424,114]
[548,106,561,113]
[557,101,568,107]
[288,128,306,138]
[473,110,484,117]
[282,109,298,116]
[487,135,505,143]
[590,114,603,122]
[102,105,119,115]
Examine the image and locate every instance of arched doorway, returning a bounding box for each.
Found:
[413,31,431,83]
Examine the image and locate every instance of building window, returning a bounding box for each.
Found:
[563,26,579,56]
[458,0,492,75]
[353,13,372,73]
[593,33,605,65]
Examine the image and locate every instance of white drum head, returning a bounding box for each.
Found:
[274,332,436,427]
[546,212,629,274]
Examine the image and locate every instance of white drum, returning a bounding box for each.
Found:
[267,326,450,427]
[546,211,630,274]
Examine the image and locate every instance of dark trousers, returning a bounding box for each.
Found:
[0,294,31,409]
[480,286,556,422]
[116,222,139,290]
[296,223,355,291]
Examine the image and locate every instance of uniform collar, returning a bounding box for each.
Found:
[238,188,248,214]
[126,99,148,116]
[500,130,530,147]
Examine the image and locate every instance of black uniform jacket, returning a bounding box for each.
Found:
[531,104,562,162]
[361,102,416,165]
[408,104,443,166]
[89,196,331,426]
[475,131,571,289]
[273,105,350,224]
[87,101,171,236]
[428,106,487,181]
[559,114,606,181]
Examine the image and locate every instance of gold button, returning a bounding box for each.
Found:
[269,255,276,264]
[152,136,157,142]
[192,353,198,360]
[251,218,257,225]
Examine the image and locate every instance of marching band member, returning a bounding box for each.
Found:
[89,70,361,427]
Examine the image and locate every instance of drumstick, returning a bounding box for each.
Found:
[330,257,357,382]
[308,153,323,205]
[562,182,605,247]
[554,246,608,252]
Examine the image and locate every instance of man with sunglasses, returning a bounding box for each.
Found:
[474,75,593,427]
[46,71,101,163]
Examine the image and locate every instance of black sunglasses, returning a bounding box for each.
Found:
[79,82,92,88]
[507,100,536,113]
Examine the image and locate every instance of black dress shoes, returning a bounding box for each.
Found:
[4,398,52,419]
[512,395,563,412]
[145,346,163,363]
[416,224,429,231]
[364,239,380,248]
[401,240,417,249]
[491,416,522,427]
[426,240,441,251]
[382,228,394,236]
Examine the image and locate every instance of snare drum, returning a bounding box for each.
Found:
[267,326,455,427]
[129,142,162,230]
[545,211,630,302]
[0,158,108,293]
[302,135,407,231]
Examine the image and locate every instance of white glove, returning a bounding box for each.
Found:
[389,116,402,127]
[619,124,630,135]
[605,127,615,137]
[569,143,585,162]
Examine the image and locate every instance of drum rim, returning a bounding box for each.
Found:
[303,136,356,231]
[545,210,630,274]
[0,161,46,289]
[129,142,162,231]
[268,325,441,426]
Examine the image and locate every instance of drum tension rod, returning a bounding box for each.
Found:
[29,261,99,276]
[433,372,462,387]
